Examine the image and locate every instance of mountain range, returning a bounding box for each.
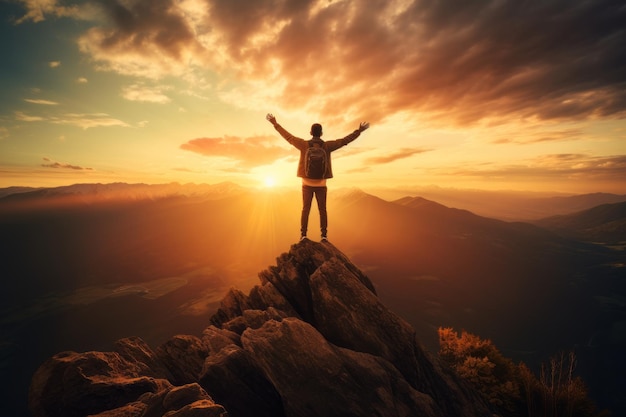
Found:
[1,183,624,416]
[534,201,626,243]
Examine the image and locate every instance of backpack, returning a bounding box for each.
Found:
[304,142,327,179]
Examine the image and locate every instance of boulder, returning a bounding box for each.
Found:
[89,383,226,417]
[29,349,170,417]
[155,335,209,385]
[241,317,437,417]
[199,344,284,417]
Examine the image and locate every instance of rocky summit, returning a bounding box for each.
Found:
[29,240,491,417]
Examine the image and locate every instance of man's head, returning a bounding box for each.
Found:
[310,123,323,137]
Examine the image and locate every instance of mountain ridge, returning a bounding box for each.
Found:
[2,182,625,220]
[29,241,491,417]
[2,183,623,416]
[534,201,626,243]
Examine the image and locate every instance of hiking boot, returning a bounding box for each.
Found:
[300,235,308,242]
[321,235,328,242]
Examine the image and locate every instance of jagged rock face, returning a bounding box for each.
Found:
[29,240,491,417]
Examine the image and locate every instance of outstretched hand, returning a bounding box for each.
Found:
[359,122,370,132]
[266,113,277,125]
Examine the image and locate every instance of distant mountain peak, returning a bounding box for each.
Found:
[29,241,491,417]
[0,182,249,209]
[393,195,449,211]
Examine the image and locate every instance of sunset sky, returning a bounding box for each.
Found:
[1,0,625,194]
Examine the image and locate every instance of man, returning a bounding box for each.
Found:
[266,113,369,242]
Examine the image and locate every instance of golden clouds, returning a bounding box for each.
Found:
[121,84,172,103]
[180,135,292,169]
[14,0,98,23]
[15,111,130,129]
[364,148,431,165]
[447,154,626,184]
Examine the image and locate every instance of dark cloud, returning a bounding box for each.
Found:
[99,0,197,59]
[77,0,203,77]
[208,0,626,125]
[77,0,626,125]
[180,135,291,168]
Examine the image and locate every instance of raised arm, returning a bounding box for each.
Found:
[323,121,370,152]
[266,113,305,148]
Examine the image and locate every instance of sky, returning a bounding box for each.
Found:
[1,0,625,194]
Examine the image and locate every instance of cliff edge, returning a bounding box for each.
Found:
[29,240,491,417]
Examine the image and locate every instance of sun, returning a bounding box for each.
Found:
[263,176,277,188]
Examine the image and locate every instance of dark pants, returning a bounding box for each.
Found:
[301,185,327,236]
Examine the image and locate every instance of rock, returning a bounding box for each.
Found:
[156,335,209,385]
[209,288,252,327]
[29,350,170,417]
[241,318,437,417]
[201,325,241,355]
[89,402,147,417]
[222,307,287,334]
[199,344,284,417]
[89,383,225,417]
[309,256,422,385]
[256,241,376,324]
[162,383,211,412]
[162,399,227,417]
[114,336,174,380]
[247,281,300,318]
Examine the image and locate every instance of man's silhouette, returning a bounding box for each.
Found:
[266,113,369,241]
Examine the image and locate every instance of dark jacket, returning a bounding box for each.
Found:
[273,123,361,179]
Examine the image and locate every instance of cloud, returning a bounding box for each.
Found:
[180,135,291,169]
[15,111,45,122]
[76,77,88,83]
[48,60,60,68]
[365,148,431,165]
[447,154,626,182]
[51,113,131,129]
[76,0,205,79]
[24,98,59,105]
[63,0,626,127]
[491,128,585,145]
[121,84,171,103]
[14,0,97,23]
[41,157,93,171]
[14,111,130,129]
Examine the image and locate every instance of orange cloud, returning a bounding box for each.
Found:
[446,154,626,182]
[365,148,431,165]
[41,157,93,171]
[180,135,291,169]
[491,128,585,145]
